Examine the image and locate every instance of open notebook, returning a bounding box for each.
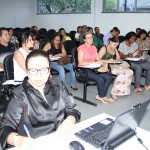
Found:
[75,99,150,150]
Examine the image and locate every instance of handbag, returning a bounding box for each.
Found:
[57,55,71,65]
[120,61,130,68]
[94,63,109,73]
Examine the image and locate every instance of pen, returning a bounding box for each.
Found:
[23,124,32,139]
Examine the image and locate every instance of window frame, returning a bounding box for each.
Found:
[102,0,150,13]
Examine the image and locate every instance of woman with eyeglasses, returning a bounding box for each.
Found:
[13,32,33,81]
[43,32,77,90]
[78,32,114,103]
[0,50,81,150]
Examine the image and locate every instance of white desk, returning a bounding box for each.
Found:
[9,113,150,150]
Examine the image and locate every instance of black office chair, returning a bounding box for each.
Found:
[63,40,77,57]
[71,47,97,106]
[47,29,56,41]
[3,54,15,97]
[0,54,14,114]
[69,30,76,40]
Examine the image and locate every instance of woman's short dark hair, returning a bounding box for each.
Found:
[30,30,38,37]
[110,27,120,33]
[109,36,119,43]
[125,31,137,41]
[18,32,30,47]
[25,49,50,69]
[137,29,147,38]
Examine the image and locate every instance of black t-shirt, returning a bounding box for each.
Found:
[0,43,15,64]
[0,42,15,54]
[47,42,62,55]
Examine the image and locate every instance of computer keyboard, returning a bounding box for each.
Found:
[75,118,114,148]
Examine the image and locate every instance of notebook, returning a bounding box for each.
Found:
[75,99,150,150]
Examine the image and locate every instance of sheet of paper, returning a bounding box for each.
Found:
[50,57,61,61]
[3,80,22,85]
[82,63,101,68]
[125,58,140,61]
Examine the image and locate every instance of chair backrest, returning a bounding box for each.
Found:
[69,30,76,40]
[117,35,125,49]
[47,29,56,41]
[3,54,14,80]
[63,40,77,56]
[71,47,87,82]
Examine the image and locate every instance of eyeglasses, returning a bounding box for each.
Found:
[28,67,50,75]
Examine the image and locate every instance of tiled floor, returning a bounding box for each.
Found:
[62,73,150,131]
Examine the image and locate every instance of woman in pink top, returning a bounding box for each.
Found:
[78,32,114,103]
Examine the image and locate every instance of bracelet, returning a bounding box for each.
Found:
[12,133,19,146]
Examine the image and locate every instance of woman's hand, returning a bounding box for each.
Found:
[56,116,76,138]
[128,53,133,58]
[49,54,53,58]
[14,136,35,150]
[108,59,114,63]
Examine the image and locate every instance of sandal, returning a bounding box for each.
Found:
[103,97,115,103]
[135,88,143,94]
[144,85,150,91]
[110,94,118,100]
[95,95,108,103]
[71,86,78,90]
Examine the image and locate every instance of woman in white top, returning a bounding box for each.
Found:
[13,32,33,81]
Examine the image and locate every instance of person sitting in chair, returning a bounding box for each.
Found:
[98,37,133,100]
[78,32,114,103]
[0,50,81,150]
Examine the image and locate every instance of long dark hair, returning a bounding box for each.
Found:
[125,31,137,41]
[18,32,31,47]
[51,32,62,49]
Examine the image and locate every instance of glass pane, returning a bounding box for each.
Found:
[105,0,118,12]
[137,0,150,11]
[118,0,126,11]
[126,0,135,11]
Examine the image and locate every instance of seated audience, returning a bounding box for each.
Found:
[98,37,133,100]
[78,32,114,103]
[93,27,104,48]
[79,25,87,45]
[136,27,141,35]
[0,27,15,67]
[87,26,94,34]
[13,32,33,81]
[43,32,77,90]
[30,26,38,32]
[136,29,150,61]
[146,30,150,49]
[7,28,19,47]
[58,28,71,43]
[103,27,120,45]
[0,50,81,150]
[118,31,150,94]
[75,26,82,42]
[30,30,40,50]
[136,29,147,50]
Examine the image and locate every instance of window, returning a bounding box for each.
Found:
[37,0,91,14]
[103,0,150,13]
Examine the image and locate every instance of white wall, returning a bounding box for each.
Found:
[0,0,34,28]
[0,0,149,35]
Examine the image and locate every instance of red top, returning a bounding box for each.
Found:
[77,44,98,62]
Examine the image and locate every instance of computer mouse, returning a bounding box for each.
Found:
[69,140,85,150]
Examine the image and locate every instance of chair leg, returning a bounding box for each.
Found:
[73,83,97,107]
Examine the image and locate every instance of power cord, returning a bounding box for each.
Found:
[134,129,149,150]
